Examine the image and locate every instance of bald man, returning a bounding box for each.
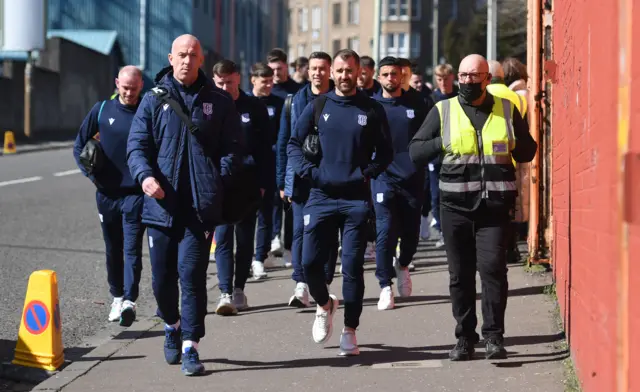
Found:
[127,34,244,376]
[409,54,537,361]
[73,65,145,328]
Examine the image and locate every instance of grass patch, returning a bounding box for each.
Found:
[546,283,582,392]
[524,263,550,274]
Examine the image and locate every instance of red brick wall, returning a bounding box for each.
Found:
[549,0,640,390]
[550,0,621,391]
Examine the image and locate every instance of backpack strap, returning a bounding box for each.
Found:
[149,86,200,135]
[312,95,328,130]
[284,94,293,127]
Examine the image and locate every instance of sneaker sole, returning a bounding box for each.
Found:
[288,296,309,308]
[215,305,238,316]
[182,367,205,376]
[253,274,268,280]
[119,308,136,327]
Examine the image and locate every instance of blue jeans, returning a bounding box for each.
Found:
[146,209,214,342]
[302,190,369,329]
[214,211,256,294]
[96,191,145,302]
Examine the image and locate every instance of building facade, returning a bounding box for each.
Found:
[287,0,483,77]
[46,0,288,89]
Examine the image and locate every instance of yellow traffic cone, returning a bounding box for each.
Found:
[13,270,64,371]
[3,131,17,154]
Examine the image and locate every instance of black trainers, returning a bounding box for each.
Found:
[449,337,475,361]
[485,337,508,359]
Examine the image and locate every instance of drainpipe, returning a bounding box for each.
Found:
[138,0,146,71]
[527,0,541,262]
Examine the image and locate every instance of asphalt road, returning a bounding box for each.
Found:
[0,148,156,366]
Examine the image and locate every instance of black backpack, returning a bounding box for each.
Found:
[149,87,261,225]
[79,101,107,175]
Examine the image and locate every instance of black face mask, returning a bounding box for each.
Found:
[458,82,485,102]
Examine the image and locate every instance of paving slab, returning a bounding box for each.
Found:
[35,241,566,392]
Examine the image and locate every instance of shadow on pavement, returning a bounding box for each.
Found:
[202,343,450,373]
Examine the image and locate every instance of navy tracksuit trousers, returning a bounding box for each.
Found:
[291,199,337,285]
[96,191,145,302]
[255,187,274,262]
[214,211,257,294]
[146,209,214,342]
[371,182,422,288]
[302,190,370,329]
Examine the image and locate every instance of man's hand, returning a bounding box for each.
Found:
[261,188,266,197]
[142,177,165,199]
[280,190,285,200]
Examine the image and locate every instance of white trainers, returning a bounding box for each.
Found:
[394,258,413,297]
[270,236,283,257]
[252,260,268,280]
[119,300,136,327]
[215,293,238,316]
[408,262,416,271]
[232,288,248,311]
[339,329,360,356]
[364,242,376,262]
[289,282,310,308]
[312,294,338,344]
[435,237,446,249]
[108,297,123,322]
[377,286,395,310]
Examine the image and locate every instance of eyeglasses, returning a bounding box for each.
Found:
[458,72,488,82]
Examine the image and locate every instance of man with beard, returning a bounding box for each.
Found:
[409,54,537,361]
[278,51,338,307]
[288,49,393,356]
[370,57,428,311]
[357,55,381,97]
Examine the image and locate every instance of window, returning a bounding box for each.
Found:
[332,39,341,55]
[348,37,360,53]
[383,32,408,57]
[399,0,408,17]
[203,0,209,14]
[289,46,295,63]
[312,6,322,32]
[297,43,306,57]
[411,0,421,19]
[333,3,341,25]
[298,8,308,32]
[194,0,199,7]
[410,32,420,58]
[387,0,397,18]
[348,0,359,24]
[311,43,322,52]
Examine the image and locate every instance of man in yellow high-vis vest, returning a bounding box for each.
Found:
[409,54,537,361]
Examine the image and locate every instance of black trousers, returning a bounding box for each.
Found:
[440,202,510,341]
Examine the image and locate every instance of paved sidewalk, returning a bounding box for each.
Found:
[35,240,566,392]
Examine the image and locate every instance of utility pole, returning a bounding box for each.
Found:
[24,51,32,138]
[432,0,439,73]
[373,0,382,64]
[487,0,498,60]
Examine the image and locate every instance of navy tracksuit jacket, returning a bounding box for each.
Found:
[370,90,428,288]
[215,90,273,293]
[247,91,287,257]
[288,90,393,329]
[127,68,244,342]
[73,96,145,303]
